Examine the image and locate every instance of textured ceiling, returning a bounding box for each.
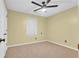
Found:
[5,0,77,17]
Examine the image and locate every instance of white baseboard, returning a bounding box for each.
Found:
[48,40,78,51]
[8,40,78,51]
[8,40,47,48]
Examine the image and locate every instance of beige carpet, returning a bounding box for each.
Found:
[5,41,78,58]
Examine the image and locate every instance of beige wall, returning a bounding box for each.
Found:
[47,7,78,49]
[7,7,78,49]
[7,10,47,46]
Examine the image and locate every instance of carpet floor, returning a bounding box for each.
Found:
[5,41,78,58]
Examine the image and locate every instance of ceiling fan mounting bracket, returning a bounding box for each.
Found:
[42,1,45,4]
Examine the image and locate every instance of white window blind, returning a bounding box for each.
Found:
[26,17,37,36]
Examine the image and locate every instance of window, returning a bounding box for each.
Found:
[26,17,37,36]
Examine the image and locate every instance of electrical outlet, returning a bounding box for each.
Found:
[65,40,67,43]
[35,37,37,40]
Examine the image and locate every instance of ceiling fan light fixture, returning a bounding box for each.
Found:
[41,8,47,12]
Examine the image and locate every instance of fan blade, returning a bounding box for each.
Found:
[47,0,51,4]
[32,1,42,7]
[34,8,42,11]
[46,5,58,8]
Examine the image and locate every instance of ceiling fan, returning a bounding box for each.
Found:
[32,0,58,12]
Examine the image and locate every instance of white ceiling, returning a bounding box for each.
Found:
[5,0,77,17]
